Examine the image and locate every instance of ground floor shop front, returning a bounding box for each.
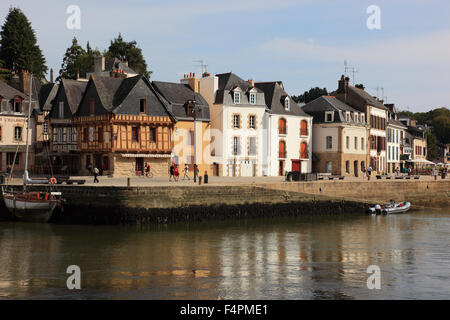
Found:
[312,152,367,177]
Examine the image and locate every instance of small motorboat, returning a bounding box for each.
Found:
[367,200,411,215]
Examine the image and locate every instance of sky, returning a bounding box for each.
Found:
[1,0,450,112]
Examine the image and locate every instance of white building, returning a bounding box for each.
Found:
[386,104,407,173]
[199,72,267,176]
[255,81,312,176]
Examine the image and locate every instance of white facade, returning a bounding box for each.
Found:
[387,125,402,173]
[263,113,312,176]
[369,106,388,173]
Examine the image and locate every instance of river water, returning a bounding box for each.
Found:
[0,210,449,300]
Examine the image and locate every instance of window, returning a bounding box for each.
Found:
[89,127,94,142]
[14,99,22,113]
[354,137,358,150]
[361,114,365,123]
[83,128,88,143]
[346,112,351,122]
[59,101,64,119]
[189,130,194,146]
[67,127,72,144]
[300,120,308,136]
[14,126,22,141]
[326,136,332,149]
[132,127,139,142]
[57,128,62,144]
[150,127,157,143]
[284,98,290,110]
[278,118,286,135]
[233,115,240,128]
[279,140,286,158]
[249,115,255,129]
[354,114,359,123]
[233,136,240,155]
[361,137,365,150]
[249,137,256,155]
[98,127,103,143]
[104,131,109,144]
[326,161,332,173]
[300,142,308,159]
[43,121,48,135]
[7,153,19,165]
[140,99,147,114]
[346,161,350,173]
[346,136,350,149]
[89,98,95,115]
[250,93,256,105]
[325,112,333,122]
[234,92,240,104]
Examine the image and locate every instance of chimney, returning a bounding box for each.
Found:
[50,68,54,83]
[338,75,346,93]
[248,79,255,87]
[355,84,365,90]
[19,70,31,96]
[202,72,211,78]
[180,72,199,93]
[94,55,105,73]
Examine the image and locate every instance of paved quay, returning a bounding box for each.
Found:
[6,174,446,187]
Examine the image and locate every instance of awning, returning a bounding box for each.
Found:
[406,159,435,164]
[0,145,27,152]
[121,153,171,158]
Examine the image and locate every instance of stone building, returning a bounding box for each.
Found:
[74,74,174,177]
[153,74,211,176]
[255,81,312,176]
[334,75,388,173]
[199,72,267,177]
[302,96,368,176]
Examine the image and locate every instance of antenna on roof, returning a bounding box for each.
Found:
[344,60,358,85]
[194,59,208,75]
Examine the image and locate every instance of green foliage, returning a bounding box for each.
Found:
[58,38,101,81]
[0,7,47,79]
[0,58,9,82]
[105,33,151,79]
[292,87,328,104]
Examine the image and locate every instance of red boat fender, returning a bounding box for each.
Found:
[50,177,57,184]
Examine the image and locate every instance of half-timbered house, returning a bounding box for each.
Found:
[74,74,174,177]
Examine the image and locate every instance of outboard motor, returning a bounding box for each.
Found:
[375,204,382,215]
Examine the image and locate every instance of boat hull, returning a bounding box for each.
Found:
[2,194,59,223]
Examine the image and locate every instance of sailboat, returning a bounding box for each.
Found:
[1,74,64,222]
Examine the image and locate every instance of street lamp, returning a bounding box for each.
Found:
[187,99,199,182]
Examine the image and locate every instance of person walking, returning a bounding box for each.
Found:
[93,167,100,183]
[169,163,175,181]
[174,164,179,182]
[362,166,366,180]
[396,167,400,176]
[367,166,372,181]
[6,165,11,182]
[193,164,199,182]
[407,166,412,176]
[144,162,149,177]
[183,164,190,180]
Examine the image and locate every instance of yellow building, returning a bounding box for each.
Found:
[153,74,211,177]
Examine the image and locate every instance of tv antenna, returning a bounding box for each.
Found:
[344,60,358,85]
[194,59,208,74]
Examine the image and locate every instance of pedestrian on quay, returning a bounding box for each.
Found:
[396,167,400,176]
[93,167,100,183]
[174,164,179,182]
[183,164,190,180]
[367,166,372,180]
[87,163,92,175]
[6,165,11,182]
[407,166,412,176]
[362,166,366,179]
[193,164,199,182]
[169,163,175,182]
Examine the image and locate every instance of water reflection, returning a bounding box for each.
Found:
[0,211,449,299]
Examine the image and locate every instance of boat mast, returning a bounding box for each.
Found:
[24,73,32,189]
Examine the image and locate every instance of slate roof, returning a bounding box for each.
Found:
[388,118,407,129]
[39,83,59,111]
[0,80,27,100]
[301,96,366,124]
[347,86,387,110]
[152,81,210,121]
[105,58,137,75]
[214,72,264,104]
[61,79,88,115]
[255,81,310,117]
[87,75,171,117]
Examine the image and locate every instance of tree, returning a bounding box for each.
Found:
[0,58,9,82]
[105,33,151,78]
[58,38,101,81]
[0,7,47,79]
[292,87,328,104]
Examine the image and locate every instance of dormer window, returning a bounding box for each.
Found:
[325,111,334,122]
[284,97,290,110]
[234,92,240,104]
[14,98,22,113]
[361,114,365,123]
[354,113,359,123]
[250,93,256,105]
[346,112,351,122]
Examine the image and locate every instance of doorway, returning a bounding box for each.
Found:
[135,157,144,174]
[279,160,285,176]
[354,160,358,177]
